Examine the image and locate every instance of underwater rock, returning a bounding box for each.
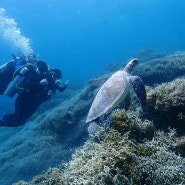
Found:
[133,48,166,63]
[93,51,185,86]
[16,128,185,185]
[40,89,91,135]
[110,109,155,142]
[132,130,185,185]
[133,51,185,85]
[12,51,185,185]
[146,78,185,133]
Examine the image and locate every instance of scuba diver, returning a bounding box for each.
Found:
[0,53,37,95]
[0,62,68,127]
[0,61,49,127]
[46,68,68,97]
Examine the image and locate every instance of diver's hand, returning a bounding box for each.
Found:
[55,79,61,85]
[48,90,53,96]
[40,79,48,85]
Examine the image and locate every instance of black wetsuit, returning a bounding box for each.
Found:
[0,61,15,94]
[0,69,49,127]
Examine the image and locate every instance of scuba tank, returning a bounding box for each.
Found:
[4,65,30,98]
[0,62,9,71]
[0,53,26,74]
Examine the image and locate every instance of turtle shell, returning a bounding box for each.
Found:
[86,70,130,123]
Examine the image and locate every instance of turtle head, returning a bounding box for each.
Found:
[131,58,139,66]
[124,58,139,73]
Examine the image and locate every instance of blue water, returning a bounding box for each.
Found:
[0,1,185,184]
[1,0,185,83]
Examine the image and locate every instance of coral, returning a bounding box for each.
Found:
[110,109,155,141]
[147,79,185,111]
[18,127,185,185]
[133,130,185,185]
[146,78,185,132]
[174,136,185,157]
[47,129,137,185]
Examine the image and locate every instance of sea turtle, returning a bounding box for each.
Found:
[86,58,146,124]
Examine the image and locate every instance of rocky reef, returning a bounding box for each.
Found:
[133,48,166,63]
[133,51,185,85]
[11,50,185,185]
[15,117,185,185]
[146,78,185,133]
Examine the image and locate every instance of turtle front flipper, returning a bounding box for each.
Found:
[129,75,147,111]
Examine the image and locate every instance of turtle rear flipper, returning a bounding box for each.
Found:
[129,75,146,111]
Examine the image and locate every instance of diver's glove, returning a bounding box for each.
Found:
[40,79,48,85]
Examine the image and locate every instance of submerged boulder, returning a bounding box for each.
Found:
[146,78,185,133]
[133,51,185,85]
